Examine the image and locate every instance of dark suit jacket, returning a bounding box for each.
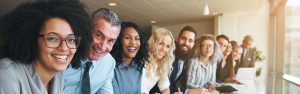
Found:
[240,47,255,67]
[234,60,240,74]
[169,58,188,93]
[216,60,233,83]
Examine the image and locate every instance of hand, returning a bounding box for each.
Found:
[173,87,183,94]
[187,88,209,94]
[207,85,216,92]
[231,78,241,84]
[224,77,240,84]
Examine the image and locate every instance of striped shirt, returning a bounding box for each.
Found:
[186,57,218,88]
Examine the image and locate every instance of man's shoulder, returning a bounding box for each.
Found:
[100,53,115,61]
[95,53,116,67]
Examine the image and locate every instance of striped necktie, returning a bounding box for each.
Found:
[82,61,92,94]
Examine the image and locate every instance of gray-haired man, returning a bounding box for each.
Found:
[64,8,121,94]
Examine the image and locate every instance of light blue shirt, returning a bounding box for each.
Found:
[64,54,116,94]
[113,61,142,94]
[175,60,184,80]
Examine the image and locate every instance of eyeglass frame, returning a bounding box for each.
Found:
[200,44,214,49]
[38,34,81,49]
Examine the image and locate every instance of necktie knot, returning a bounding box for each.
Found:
[86,61,92,69]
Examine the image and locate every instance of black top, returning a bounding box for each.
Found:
[216,60,233,83]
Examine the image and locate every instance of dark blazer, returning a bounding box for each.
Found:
[234,60,240,74]
[239,47,255,67]
[216,60,232,83]
[169,58,188,93]
[216,56,241,83]
[149,58,188,93]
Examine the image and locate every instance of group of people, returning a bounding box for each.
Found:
[0,0,257,94]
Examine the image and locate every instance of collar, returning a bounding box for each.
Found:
[178,59,184,63]
[117,61,136,70]
[81,60,96,69]
[200,60,212,69]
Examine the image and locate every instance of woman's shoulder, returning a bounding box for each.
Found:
[0,58,22,91]
[0,58,21,70]
[189,57,200,63]
[0,58,29,78]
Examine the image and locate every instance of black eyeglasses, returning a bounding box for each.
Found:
[39,34,81,49]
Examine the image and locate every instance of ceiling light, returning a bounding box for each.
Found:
[108,2,117,6]
[203,2,209,15]
[151,21,156,24]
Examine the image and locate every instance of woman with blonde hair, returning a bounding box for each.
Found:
[141,28,175,94]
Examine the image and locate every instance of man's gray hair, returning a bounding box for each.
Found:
[92,8,120,28]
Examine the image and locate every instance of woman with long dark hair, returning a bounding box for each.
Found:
[111,21,149,94]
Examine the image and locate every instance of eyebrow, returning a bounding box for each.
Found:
[94,29,105,37]
[47,32,75,36]
[95,29,117,40]
[94,29,102,34]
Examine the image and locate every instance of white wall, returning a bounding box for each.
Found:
[216,0,269,84]
[152,20,214,38]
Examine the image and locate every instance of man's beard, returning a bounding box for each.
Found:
[174,47,192,61]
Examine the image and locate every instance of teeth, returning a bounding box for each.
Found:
[159,52,165,55]
[53,55,67,61]
[93,46,104,54]
[129,47,136,50]
[182,46,188,49]
[128,47,136,52]
[95,49,102,54]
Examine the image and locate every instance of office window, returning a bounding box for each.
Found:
[284,0,300,93]
[284,0,300,78]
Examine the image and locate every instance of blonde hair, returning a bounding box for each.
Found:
[146,28,175,79]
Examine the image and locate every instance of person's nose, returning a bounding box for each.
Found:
[97,39,109,51]
[181,39,189,46]
[57,40,69,51]
[184,40,189,45]
[206,46,211,50]
[162,46,169,52]
[129,38,135,45]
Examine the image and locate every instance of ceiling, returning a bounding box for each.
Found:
[0,0,264,29]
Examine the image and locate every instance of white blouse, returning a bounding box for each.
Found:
[141,64,170,94]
